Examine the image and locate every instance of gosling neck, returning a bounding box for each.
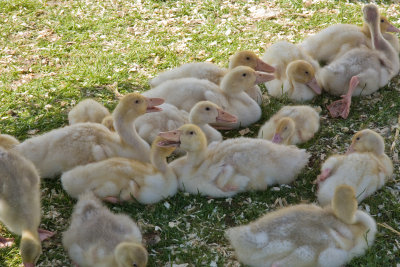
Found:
[151,149,169,173]
[114,114,150,157]
[186,145,207,167]
[367,17,396,62]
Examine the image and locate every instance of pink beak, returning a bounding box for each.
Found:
[145,97,164,113]
[23,263,35,267]
[255,71,275,84]
[386,23,400,33]
[157,130,181,147]
[306,77,322,95]
[216,108,238,124]
[271,133,283,144]
[255,58,275,73]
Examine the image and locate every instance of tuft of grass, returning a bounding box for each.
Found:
[1,1,400,266]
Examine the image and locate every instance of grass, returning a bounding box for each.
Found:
[0,0,400,266]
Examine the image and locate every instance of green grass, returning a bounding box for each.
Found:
[1,0,400,266]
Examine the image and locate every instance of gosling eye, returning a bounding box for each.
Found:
[356,137,360,141]
[132,263,138,267]
[284,127,288,130]
[242,73,247,77]
[135,100,140,104]
[189,131,195,135]
[246,57,250,60]
[305,71,309,75]
[381,19,384,23]
[205,107,210,111]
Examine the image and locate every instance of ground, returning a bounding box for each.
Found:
[0,0,399,266]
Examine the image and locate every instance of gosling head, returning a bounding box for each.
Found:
[189,101,237,126]
[158,124,207,153]
[379,16,400,33]
[229,50,275,73]
[271,117,296,145]
[20,231,42,267]
[286,60,321,95]
[152,136,176,158]
[113,93,164,121]
[332,184,358,224]
[220,66,275,94]
[114,242,148,267]
[347,129,385,155]
[363,4,380,27]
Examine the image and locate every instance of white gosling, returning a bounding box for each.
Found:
[159,124,309,198]
[300,14,400,64]
[61,136,178,204]
[144,66,274,128]
[262,41,321,102]
[225,185,377,267]
[68,99,111,125]
[316,129,393,206]
[0,147,54,267]
[258,105,320,145]
[62,192,148,267]
[149,50,275,104]
[320,4,400,119]
[13,93,163,178]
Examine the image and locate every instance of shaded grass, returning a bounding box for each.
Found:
[0,0,400,266]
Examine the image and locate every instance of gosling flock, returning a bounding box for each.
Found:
[0,4,399,267]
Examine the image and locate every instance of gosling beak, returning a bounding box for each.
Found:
[271,133,283,144]
[157,130,181,147]
[386,23,400,33]
[216,108,238,124]
[306,77,322,95]
[23,263,35,267]
[145,97,164,113]
[255,71,275,84]
[255,58,275,73]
